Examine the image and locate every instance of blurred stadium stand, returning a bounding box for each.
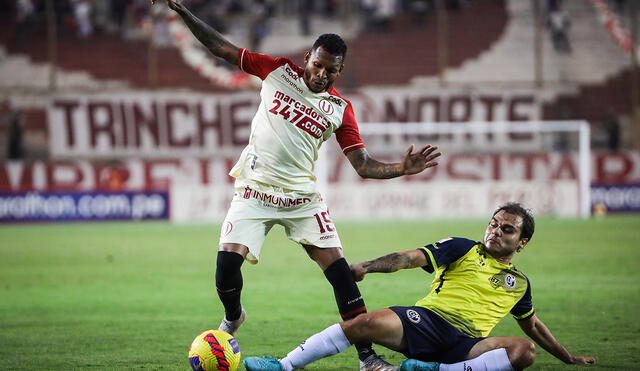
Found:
[0,1,634,119]
[0,0,511,91]
[0,0,639,221]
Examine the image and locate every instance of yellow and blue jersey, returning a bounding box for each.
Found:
[415,237,534,338]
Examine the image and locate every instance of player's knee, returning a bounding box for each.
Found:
[342,313,375,343]
[510,339,536,369]
[215,251,244,288]
[522,340,536,367]
[348,312,373,330]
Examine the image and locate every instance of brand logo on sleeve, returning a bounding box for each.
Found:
[324,95,343,106]
[285,66,300,80]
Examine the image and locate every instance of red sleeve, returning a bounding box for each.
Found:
[335,102,365,154]
[237,48,291,80]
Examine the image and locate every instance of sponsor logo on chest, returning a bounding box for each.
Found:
[280,65,304,94]
[268,89,338,139]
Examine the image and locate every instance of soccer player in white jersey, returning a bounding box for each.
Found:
[243,203,596,371]
[152,1,440,369]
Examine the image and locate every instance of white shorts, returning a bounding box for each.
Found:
[219,180,343,264]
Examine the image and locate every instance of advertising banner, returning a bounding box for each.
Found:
[45,90,542,159]
[170,180,579,222]
[0,191,169,222]
[2,151,640,221]
[591,184,640,213]
[2,152,639,191]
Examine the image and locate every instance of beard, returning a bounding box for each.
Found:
[304,70,328,93]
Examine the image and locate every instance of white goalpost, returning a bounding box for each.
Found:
[316,121,591,219]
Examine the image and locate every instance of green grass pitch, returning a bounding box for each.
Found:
[1,216,639,370]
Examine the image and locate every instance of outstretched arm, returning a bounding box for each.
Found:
[350,249,428,282]
[345,144,440,179]
[518,314,596,365]
[151,0,239,65]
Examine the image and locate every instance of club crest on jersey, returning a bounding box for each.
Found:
[223,221,233,236]
[406,309,421,324]
[489,269,519,291]
[505,274,516,289]
[319,99,334,115]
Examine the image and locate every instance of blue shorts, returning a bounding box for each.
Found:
[389,306,485,363]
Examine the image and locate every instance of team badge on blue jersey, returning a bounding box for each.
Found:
[406,309,421,324]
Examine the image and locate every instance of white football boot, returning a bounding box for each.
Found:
[218,307,246,337]
[360,354,400,371]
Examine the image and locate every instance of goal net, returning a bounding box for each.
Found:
[316,121,591,219]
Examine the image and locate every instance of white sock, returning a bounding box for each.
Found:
[439,348,514,371]
[279,324,351,371]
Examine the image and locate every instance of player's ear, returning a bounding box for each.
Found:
[304,50,311,64]
[516,238,529,253]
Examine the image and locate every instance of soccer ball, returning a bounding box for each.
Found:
[188,329,241,371]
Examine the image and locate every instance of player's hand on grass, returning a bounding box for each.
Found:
[401,144,441,176]
[569,355,596,365]
[350,263,367,282]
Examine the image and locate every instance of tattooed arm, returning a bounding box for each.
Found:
[350,249,429,282]
[345,145,440,179]
[153,0,239,65]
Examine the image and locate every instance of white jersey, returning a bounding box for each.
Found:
[229,48,365,193]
